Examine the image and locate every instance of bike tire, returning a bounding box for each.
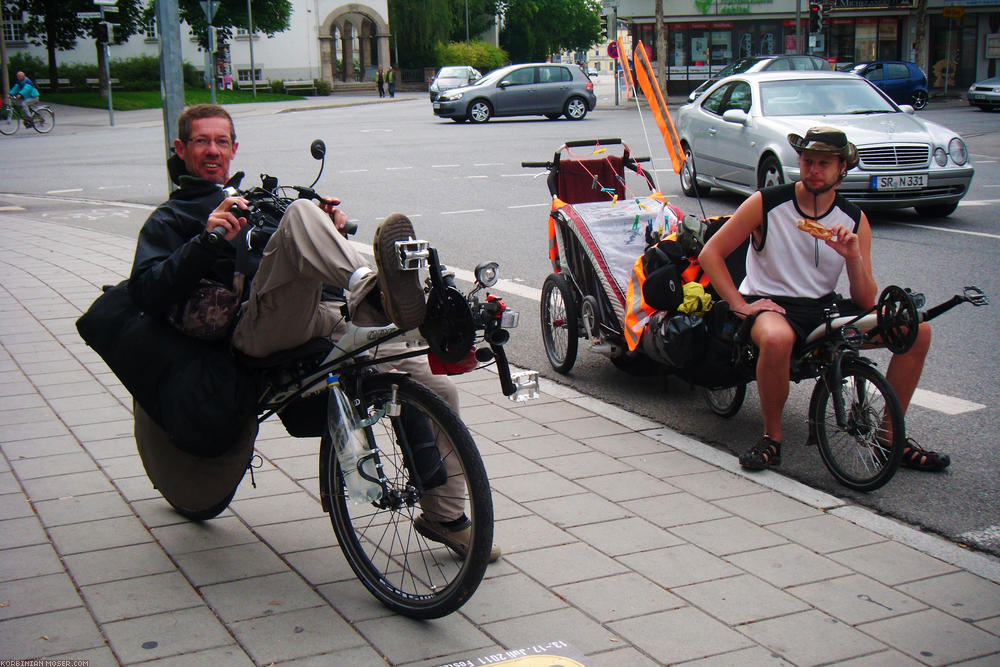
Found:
[701,383,747,418]
[31,107,55,134]
[0,107,19,135]
[324,375,493,619]
[810,360,904,492]
[540,273,579,374]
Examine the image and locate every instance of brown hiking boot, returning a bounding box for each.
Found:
[372,214,426,330]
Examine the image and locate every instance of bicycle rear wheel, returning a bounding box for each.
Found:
[0,107,19,135]
[30,107,55,134]
[810,360,904,492]
[324,374,493,619]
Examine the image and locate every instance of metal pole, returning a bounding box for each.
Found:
[1,12,10,105]
[157,0,185,192]
[247,0,256,98]
[465,0,469,42]
[795,0,802,55]
[209,26,217,104]
[944,17,952,97]
[105,39,114,126]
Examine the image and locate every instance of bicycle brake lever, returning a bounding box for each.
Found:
[964,286,989,306]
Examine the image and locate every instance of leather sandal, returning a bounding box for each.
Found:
[900,437,950,472]
[739,436,781,471]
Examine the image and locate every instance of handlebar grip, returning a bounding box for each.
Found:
[204,226,227,244]
[564,138,623,148]
[341,221,358,237]
[229,204,248,221]
[490,342,517,397]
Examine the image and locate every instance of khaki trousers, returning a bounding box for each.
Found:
[232,200,465,520]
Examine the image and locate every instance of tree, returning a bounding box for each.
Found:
[498,0,601,64]
[176,0,291,50]
[446,0,498,43]
[388,0,454,68]
[5,0,143,90]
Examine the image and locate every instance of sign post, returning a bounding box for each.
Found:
[199,0,220,103]
[93,0,119,126]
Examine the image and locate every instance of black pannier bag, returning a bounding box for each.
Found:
[675,301,755,389]
[76,281,262,456]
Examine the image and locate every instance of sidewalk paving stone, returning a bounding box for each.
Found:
[725,542,853,588]
[741,609,886,665]
[609,605,754,663]
[897,570,1000,621]
[79,571,204,623]
[788,573,928,625]
[859,607,1000,665]
[101,606,236,663]
[828,540,959,586]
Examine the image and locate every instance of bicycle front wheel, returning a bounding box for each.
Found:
[31,107,55,133]
[324,374,493,619]
[810,360,904,492]
[0,107,19,135]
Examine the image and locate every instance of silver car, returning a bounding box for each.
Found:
[676,71,973,217]
[432,63,597,123]
[968,76,1000,110]
[428,65,482,102]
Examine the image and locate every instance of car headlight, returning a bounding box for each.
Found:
[440,91,464,102]
[948,137,969,165]
[934,147,948,167]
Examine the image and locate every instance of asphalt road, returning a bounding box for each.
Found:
[1,89,998,556]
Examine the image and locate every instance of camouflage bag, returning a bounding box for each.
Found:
[168,274,245,341]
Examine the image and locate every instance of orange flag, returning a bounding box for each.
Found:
[617,37,634,99]
[633,40,683,173]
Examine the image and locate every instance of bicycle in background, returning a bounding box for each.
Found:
[0,99,55,135]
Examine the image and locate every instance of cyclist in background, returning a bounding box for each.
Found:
[9,71,40,126]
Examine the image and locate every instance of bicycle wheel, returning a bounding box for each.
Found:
[701,383,747,418]
[810,360,904,492]
[540,273,579,374]
[0,106,19,135]
[30,107,55,134]
[324,374,493,619]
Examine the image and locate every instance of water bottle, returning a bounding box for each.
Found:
[327,376,381,505]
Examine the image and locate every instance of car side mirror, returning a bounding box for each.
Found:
[499,80,511,88]
[898,104,916,114]
[722,108,749,125]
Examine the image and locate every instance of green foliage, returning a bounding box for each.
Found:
[6,53,47,79]
[314,78,331,96]
[177,0,292,50]
[446,0,499,42]
[499,0,603,63]
[387,0,454,68]
[6,54,214,92]
[434,41,508,71]
[43,88,300,110]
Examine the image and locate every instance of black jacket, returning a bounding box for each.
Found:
[128,176,236,314]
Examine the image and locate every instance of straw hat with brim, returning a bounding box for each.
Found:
[788,126,859,170]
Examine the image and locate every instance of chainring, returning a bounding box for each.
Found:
[876,285,919,354]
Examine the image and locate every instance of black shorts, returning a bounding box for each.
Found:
[745,293,861,343]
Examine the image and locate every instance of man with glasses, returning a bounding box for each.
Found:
[128,104,501,561]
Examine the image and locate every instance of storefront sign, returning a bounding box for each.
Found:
[696,0,775,16]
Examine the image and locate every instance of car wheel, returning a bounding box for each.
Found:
[758,155,784,189]
[914,203,958,218]
[545,113,561,120]
[680,144,711,197]
[911,90,928,110]
[564,96,588,120]
[468,100,492,123]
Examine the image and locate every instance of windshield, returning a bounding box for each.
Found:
[472,66,515,87]
[438,67,467,77]
[760,78,897,116]
[720,58,763,77]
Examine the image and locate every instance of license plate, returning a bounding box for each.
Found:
[870,174,927,190]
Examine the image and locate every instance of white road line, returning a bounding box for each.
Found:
[440,208,484,215]
[46,188,83,194]
[474,162,504,166]
[385,166,413,171]
[886,221,1000,240]
[501,174,535,178]
[432,164,461,168]
[958,198,1000,206]
[909,388,986,415]
[97,185,130,190]
[508,203,550,209]
[0,206,26,212]
[462,175,488,179]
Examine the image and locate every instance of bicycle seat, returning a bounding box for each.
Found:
[238,337,333,369]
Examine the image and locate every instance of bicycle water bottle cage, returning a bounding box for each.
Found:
[395,239,430,270]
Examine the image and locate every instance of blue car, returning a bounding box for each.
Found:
[849,61,929,110]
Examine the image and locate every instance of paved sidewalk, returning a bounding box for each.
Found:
[1,212,999,666]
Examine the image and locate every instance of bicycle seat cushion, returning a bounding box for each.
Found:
[237,337,334,369]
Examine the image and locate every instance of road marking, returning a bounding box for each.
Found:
[958,198,1000,206]
[474,162,504,167]
[0,206,26,212]
[886,220,1000,240]
[909,388,986,415]
[385,166,413,171]
[47,188,83,194]
[462,175,488,179]
[501,173,536,178]
[440,208,484,215]
[508,203,550,209]
[432,164,460,168]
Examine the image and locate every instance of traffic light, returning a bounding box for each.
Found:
[809,3,823,33]
[599,14,608,41]
[96,22,109,43]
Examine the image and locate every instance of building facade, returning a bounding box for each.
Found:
[605,0,999,94]
[2,1,392,88]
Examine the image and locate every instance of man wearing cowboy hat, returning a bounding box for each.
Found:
[699,126,948,473]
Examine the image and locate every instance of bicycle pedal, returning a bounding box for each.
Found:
[394,239,429,270]
[507,370,540,403]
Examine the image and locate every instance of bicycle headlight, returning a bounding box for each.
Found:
[948,137,968,165]
[475,261,499,287]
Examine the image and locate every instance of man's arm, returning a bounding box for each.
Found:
[698,192,768,316]
[831,213,877,310]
